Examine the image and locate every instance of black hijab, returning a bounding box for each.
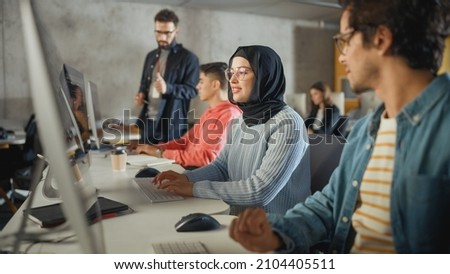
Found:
[228,45,286,126]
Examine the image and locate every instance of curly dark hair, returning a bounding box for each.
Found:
[338,0,450,74]
[154,9,179,26]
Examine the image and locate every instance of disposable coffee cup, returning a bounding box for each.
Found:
[111,149,127,171]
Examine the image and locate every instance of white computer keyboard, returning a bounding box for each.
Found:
[133,178,184,203]
[152,241,209,254]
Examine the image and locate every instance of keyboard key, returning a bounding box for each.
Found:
[153,241,209,254]
[133,178,184,203]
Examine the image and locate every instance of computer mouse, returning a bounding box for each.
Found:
[135,167,160,178]
[175,213,221,232]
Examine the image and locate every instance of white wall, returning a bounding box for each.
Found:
[0,0,335,121]
[1,0,31,119]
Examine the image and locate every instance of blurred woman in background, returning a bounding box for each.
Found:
[304,81,341,135]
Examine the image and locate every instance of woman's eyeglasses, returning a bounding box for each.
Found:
[225,67,253,81]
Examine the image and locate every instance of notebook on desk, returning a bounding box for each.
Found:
[133,178,184,203]
[24,196,132,228]
[127,154,175,167]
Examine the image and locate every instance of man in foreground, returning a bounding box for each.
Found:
[230,0,450,253]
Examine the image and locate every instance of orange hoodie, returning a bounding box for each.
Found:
[157,102,241,168]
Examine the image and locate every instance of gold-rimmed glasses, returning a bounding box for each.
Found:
[333,29,357,55]
[225,66,253,81]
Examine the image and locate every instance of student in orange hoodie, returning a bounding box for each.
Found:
[133,62,241,169]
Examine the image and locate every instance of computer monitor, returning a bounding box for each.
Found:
[63,64,91,152]
[85,80,103,150]
[39,73,84,200]
[58,69,85,154]
[41,164,58,199]
[19,0,105,253]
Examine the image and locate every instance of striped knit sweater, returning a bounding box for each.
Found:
[185,106,311,215]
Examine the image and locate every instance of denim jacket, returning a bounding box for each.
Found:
[269,73,450,253]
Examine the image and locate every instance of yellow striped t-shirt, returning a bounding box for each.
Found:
[351,114,397,253]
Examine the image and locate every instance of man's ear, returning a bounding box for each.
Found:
[373,25,393,56]
[212,79,221,90]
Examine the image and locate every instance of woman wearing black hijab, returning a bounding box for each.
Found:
[154,45,311,215]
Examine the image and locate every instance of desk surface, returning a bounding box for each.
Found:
[0,119,26,145]
[0,153,250,254]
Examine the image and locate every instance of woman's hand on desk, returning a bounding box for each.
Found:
[153,170,193,196]
[158,179,194,196]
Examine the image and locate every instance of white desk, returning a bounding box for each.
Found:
[0,154,251,253]
[0,119,26,145]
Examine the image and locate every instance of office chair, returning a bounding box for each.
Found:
[330,91,345,115]
[0,114,41,212]
[308,134,346,193]
[331,115,349,138]
[285,93,307,118]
